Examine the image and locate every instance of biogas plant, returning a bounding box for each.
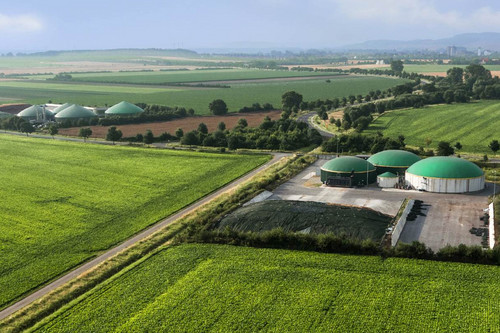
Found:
[320,150,485,194]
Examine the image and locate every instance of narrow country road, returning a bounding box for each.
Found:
[0,132,290,321]
[297,112,334,138]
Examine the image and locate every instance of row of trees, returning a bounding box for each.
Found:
[176,116,322,151]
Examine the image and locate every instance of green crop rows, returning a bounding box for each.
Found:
[0,135,269,309]
[365,100,500,154]
[403,64,500,73]
[69,69,339,84]
[0,75,408,114]
[33,243,500,332]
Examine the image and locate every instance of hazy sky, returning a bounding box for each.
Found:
[2,0,500,52]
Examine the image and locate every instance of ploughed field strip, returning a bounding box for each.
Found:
[0,135,269,309]
[216,200,391,241]
[33,244,500,332]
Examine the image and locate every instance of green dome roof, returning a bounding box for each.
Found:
[378,172,398,178]
[368,150,421,168]
[17,105,53,118]
[55,104,97,119]
[105,101,144,115]
[406,157,484,179]
[52,103,72,114]
[321,156,375,173]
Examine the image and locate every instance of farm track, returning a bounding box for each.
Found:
[0,131,289,320]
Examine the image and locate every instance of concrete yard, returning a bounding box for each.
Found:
[268,159,493,251]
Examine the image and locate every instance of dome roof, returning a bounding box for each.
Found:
[378,172,398,178]
[368,150,421,168]
[406,157,484,179]
[105,101,144,115]
[17,105,53,118]
[321,156,375,173]
[55,104,97,119]
[52,103,72,114]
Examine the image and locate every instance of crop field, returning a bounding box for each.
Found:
[365,100,500,154]
[403,64,500,76]
[0,76,408,114]
[0,135,269,309]
[68,69,339,84]
[33,243,500,332]
[217,200,391,240]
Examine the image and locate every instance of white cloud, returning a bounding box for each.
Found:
[330,0,500,30]
[0,13,43,33]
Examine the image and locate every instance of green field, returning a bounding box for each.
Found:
[403,64,500,73]
[68,68,339,84]
[33,243,500,332]
[0,75,408,114]
[365,100,500,154]
[217,200,391,240]
[0,135,269,309]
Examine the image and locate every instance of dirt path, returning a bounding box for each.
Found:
[0,133,288,321]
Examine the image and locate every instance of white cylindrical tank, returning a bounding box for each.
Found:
[405,157,485,193]
[377,172,398,188]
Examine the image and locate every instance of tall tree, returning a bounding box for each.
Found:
[106,126,122,145]
[217,121,226,131]
[437,141,454,156]
[197,122,208,134]
[390,60,404,73]
[79,127,92,142]
[281,91,303,111]
[209,99,228,115]
[143,130,154,144]
[48,124,58,138]
[175,128,184,139]
[446,67,464,84]
[20,122,34,136]
[489,140,499,153]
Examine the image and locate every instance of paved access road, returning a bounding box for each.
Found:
[0,132,289,320]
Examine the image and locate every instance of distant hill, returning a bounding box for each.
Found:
[343,32,500,52]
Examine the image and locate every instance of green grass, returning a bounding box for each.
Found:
[0,135,269,309]
[403,64,500,73]
[32,243,500,332]
[217,200,391,240]
[0,76,408,114]
[68,69,339,84]
[365,100,500,154]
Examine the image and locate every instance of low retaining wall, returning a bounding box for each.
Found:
[391,199,415,247]
[489,202,495,250]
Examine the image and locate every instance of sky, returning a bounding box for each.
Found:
[1,0,500,52]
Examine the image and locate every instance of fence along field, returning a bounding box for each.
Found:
[33,244,500,332]
[365,100,500,154]
[0,75,408,114]
[0,135,269,309]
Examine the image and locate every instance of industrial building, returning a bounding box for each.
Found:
[367,150,421,175]
[51,103,72,115]
[17,105,54,122]
[405,157,485,193]
[320,156,376,186]
[105,101,144,117]
[54,104,97,121]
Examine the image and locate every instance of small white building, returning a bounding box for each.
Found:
[377,172,398,188]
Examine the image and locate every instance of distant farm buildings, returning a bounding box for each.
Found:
[16,101,142,124]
